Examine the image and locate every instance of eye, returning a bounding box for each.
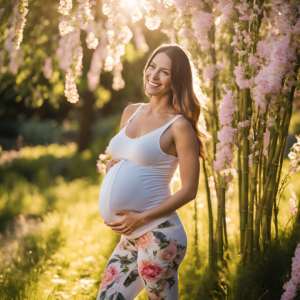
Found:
[163,71,169,75]
[150,64,155,68]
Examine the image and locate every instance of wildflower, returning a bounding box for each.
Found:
[280,243,300,300]
[86,32,98,49]
[131,7,143,23]
[58,0,72,16]
[289,197,298,216]
[288,136,300,174]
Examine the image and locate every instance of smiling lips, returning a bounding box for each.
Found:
[148,79,161,88]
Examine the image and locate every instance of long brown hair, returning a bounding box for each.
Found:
[142,43,210,158]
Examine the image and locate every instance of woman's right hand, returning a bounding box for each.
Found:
[106,158,121,173]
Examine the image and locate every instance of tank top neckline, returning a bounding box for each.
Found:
[123,103,183,141]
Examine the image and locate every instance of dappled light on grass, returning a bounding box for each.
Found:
[0,144,300,299]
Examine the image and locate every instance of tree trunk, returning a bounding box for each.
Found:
[78,91,95,152]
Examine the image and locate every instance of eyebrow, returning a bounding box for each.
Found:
[151,62,170,71]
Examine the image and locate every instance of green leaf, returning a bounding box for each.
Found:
[99,291,106,300]
[153,232,168,243]
[106,258,119,267]
[123,269,139,287]
[157,220,175,229]
[108,294,115,300]
[126,239,136,246]
[106,281,115,290]
[116,292,126,300]
[153,250,157,256]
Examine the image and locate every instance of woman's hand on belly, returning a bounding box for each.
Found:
[106,158,121,173]
[104,210,144,235]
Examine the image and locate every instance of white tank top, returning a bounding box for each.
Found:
[98,103,184,239]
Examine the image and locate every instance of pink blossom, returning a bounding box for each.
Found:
[138,231,154,252]
[139,260,164,282]
[234,66,250,89]
[203,66,215,80]
[174,0,188,12]
[218,89,237,126]
[100,265,121,290]
[157,242,177,263]
[280,243,300,300]
[249,53,258,66]
[215,0,234,26]
[191,10,214,51]
[217,125,237,146]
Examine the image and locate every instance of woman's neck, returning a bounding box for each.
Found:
[146,95,176,115]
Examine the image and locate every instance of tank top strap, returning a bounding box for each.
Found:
[123,103,144,127]
[158,114,184,137]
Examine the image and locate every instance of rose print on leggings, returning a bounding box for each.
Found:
[139,260,164,282]
[157,241,177,263]
[97,217,187,300]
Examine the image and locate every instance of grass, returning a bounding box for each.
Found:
[0,144,300,299]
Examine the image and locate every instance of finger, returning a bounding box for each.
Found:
[108,221,124,227]
[111,226,128,232]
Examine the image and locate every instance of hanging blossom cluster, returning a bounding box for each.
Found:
[288,135,300,175]
[191,10,214,51]
[57,0,96,103]
[102,2,132,74]
[252,1,300,114]
[87,32,108,92]
[65,44,83,103]
[58,0,72,16]
[214,85,238,188]
[280,243,300,300]
[11,0,29,50]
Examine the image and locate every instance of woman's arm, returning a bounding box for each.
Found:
[106,117,200,235]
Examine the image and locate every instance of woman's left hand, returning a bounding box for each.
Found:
[104,210,144,235]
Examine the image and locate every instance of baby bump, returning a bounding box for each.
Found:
[98,159,171,223]
[98,160,125,223]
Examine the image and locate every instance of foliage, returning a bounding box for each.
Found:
[1,147,300,299]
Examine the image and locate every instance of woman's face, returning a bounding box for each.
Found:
[145,52,172,96]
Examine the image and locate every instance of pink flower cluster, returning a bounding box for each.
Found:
[191,10,214,51]
[215,0,234,26]
[251,0,300,114]
[280,243,300,300]
[253,35,297,114]
[139,260,164,282]
[234,66,250,89]
[88,31,107,91]
[288,135,300,175]
[214,85,238,187]
[100,265,121,291]
[96,146,110,174]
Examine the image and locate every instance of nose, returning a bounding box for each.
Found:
[150,70,159,81]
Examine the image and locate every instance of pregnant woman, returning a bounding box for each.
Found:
[97,43,208,300]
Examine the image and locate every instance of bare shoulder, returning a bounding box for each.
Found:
[123,103,142,116]
[119,103,143,131]
[173,116,194,133]
[172,116,198,144]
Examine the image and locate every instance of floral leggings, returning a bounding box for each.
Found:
[96,216,188,300]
